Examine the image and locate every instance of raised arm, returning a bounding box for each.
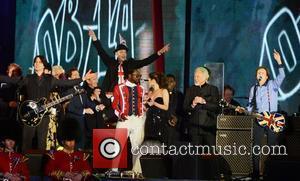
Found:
[0,75,27,92]
[89,29,113,67]
[0,75,20,85]
[52,70,96,88]
[129,44,170,69]
[273,49,285,89]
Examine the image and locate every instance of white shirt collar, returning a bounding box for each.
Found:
[125,80,137,87]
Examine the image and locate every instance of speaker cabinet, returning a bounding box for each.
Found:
[216,130,253,175]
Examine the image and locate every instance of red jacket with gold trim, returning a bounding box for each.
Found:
[44,150,92,180]
[112,80,145,117]
[0,151,30,181]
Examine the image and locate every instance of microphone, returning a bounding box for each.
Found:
[257,76,262,82]
[140,79,149,82]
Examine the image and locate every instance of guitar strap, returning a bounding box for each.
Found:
[250,84,258,112]
[267,83,271,112]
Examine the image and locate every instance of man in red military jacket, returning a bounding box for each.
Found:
[111,69,146,175]
[0,134,30,181]
[44,119,92,180]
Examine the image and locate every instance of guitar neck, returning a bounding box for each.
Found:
[225,103,261,118]
[43,94,74,110]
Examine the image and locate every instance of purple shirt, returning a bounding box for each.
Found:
[247,67,285,113]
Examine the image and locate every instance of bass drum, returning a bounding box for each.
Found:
[19,100,44,127]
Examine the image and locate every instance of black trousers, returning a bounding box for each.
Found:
[22,116,50,152]
[252,122,278,176]
[85,113,106,149]
[189,125,216,146]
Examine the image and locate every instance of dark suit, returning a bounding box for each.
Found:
[85,94,112,149]
[65,88,97,149]
[183,84,220,146]
[92,40,160,92]
[167,90,184,145]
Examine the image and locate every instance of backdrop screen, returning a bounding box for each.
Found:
[15,0,299,114]
[15,0,160,88]
[15,0,185,90]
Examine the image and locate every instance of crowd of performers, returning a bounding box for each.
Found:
[0,29,286,180]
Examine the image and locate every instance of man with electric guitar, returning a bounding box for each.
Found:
[235,49,285,179]
[0,55,96,152]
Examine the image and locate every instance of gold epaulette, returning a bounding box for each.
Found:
[21,156,29,162]
[46,151,55,160]
[83,153,90,161]
[81,170,91,177]
[50,170,65,180]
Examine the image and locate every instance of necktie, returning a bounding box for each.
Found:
[118,64,125,84]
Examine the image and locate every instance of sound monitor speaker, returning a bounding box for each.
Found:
[264,156,300,180]
[140,155,172,178]
[170,142,231,180]
[172,154,230,179]
[216,130,253,176]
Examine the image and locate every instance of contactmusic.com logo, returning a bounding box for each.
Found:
[93,129,128,168]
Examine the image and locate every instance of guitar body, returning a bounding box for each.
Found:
[257,111,285,133]
[18,87,84,127]
[19,98,47,127]
[219,99,285,133]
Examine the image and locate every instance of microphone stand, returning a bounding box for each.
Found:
[249,79,260,179]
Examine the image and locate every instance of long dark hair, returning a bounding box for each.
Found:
[149,72,167,89]
[33,55,48,67]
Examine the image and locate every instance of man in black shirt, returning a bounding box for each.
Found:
[222,84,241,115]
[88,29,170,93]
[183,67,219,146]
[0,55,95,152]
[165,74,184,145]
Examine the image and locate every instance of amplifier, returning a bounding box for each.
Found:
[216,130,253,175]
[217,115,255,130]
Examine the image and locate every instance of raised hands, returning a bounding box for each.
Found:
[88,28,97,41]
[82,70,97,82]
[273,49,282,65]
[157,43,170,56]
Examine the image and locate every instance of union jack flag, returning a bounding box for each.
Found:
[257,111,285,133]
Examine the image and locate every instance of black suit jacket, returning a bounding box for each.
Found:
[92,40,160,92]
[65,88,96,122]
[0,74,82,101]
[183,84,220,127]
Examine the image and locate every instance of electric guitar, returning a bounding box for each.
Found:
[219,99,285,133]
[19,87,85,127]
